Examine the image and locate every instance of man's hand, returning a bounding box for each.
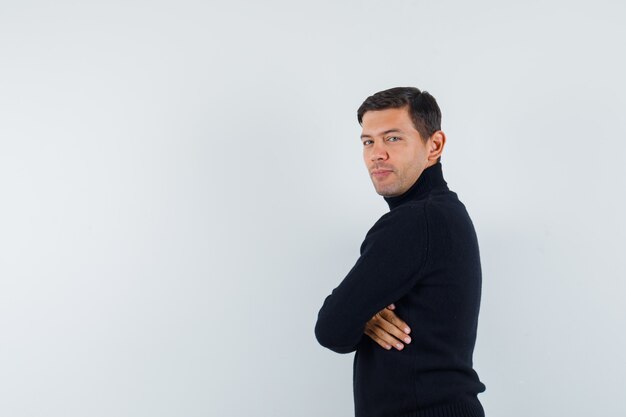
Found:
[364,303,412,350]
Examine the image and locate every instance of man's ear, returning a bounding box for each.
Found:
[428,131,446,162]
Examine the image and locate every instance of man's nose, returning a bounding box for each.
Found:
[370,142,388,161]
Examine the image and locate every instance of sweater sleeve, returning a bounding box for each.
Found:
[314,204,429,353]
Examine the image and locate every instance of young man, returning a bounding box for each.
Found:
[315,87,486,417]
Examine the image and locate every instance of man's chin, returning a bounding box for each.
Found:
[373,185,401,198]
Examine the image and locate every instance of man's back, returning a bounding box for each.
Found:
[353,163,485,417]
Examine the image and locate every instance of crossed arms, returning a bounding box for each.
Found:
[314,204,429,353]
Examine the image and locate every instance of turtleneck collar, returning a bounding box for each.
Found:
[384,161,448,210]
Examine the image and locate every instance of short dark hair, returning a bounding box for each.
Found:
[357,87,442,162]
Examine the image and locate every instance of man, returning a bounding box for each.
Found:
[314,87,486,417]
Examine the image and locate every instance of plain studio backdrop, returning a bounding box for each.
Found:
[1,1,625,416]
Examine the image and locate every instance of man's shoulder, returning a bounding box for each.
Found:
[360,204,428,254]
[388,189,461,215]
[365,188,468,234]
[383,190,470,228]
[383,201,428,222]
[365,203,428,240]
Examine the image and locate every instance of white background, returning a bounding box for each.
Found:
[1,1,625,416]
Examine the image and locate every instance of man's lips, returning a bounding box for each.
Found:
[371,169,394,178]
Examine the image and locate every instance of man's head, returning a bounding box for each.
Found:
[357,87,446,197]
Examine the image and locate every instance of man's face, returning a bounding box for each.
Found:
[360,107,432,197]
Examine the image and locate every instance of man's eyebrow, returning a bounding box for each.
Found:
[360,129,404,139]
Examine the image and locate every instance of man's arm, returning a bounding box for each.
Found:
[314,204,428,353]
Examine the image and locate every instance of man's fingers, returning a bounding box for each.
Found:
[386,303,395,310]
[363,307,413,350]
[375,318,412,345]
[365,326,405,350]
[364,327,393,350]
[380,308,411,334]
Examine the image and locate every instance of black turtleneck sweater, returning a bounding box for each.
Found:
[315,162,486,417]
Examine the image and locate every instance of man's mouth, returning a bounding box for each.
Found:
[371,169,394,178]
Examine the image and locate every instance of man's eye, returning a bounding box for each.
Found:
[387,136,400,142]
[363,140,373,146]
